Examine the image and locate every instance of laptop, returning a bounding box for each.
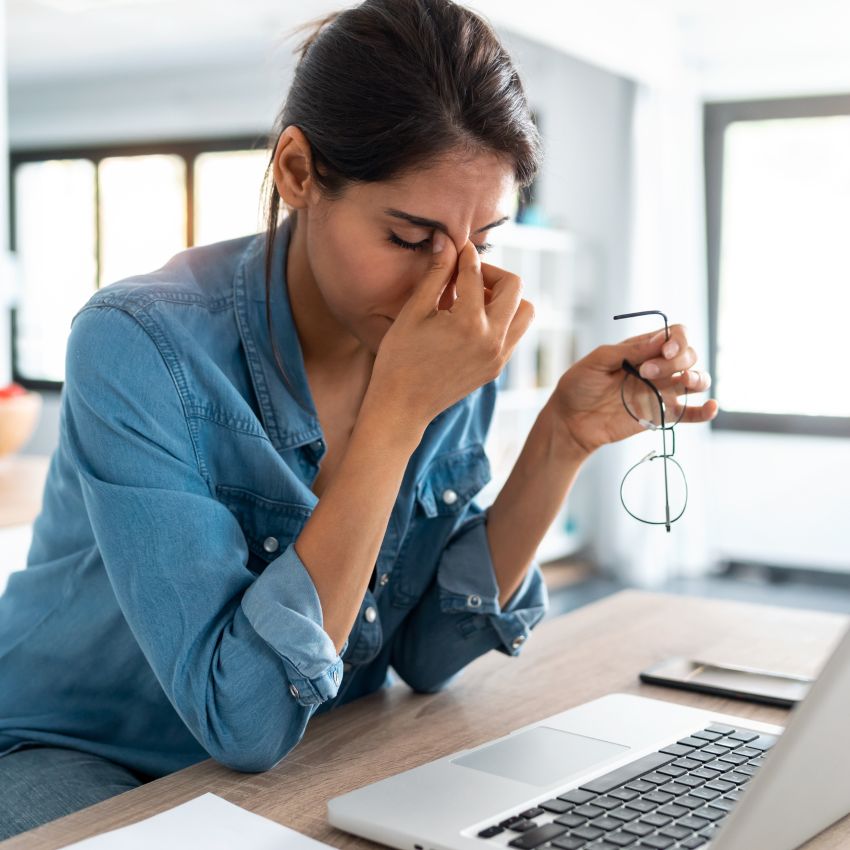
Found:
[327,621,850,850]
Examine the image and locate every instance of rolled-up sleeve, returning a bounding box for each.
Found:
[64,303,344,772]
[390,500,548,694]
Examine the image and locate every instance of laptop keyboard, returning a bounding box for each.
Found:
[474,723,777,849]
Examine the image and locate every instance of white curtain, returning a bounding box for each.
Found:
[589,81,715,587]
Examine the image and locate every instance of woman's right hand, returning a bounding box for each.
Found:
[366,233,535,432]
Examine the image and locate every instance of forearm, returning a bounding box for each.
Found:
[295,388,425,653]
[485,398,590,609]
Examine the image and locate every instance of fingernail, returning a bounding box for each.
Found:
[432,232,445,253]
[663,341,679,359]
[641,362,660,378]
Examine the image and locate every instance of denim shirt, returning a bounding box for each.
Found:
[0,216,547,778]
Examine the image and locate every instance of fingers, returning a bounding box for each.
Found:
[639,345,697,380]
[501,298,536,355]
[453,240,487,312]
[408,233,458,317]
[677,398,720,424]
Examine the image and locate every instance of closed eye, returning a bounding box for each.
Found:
[387,231,492,255]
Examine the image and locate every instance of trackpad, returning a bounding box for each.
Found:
[452,726,630,787]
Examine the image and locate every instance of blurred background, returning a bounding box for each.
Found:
[1,0,849,615]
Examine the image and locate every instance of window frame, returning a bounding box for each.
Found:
[705,93,850,438]
[9,135,271,392]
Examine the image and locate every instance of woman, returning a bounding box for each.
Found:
[0,0,717,839]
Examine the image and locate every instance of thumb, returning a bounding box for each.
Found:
[406,231,458,317]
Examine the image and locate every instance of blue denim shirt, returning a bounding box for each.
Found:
[0,216,547,777]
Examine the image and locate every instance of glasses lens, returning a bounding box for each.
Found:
[621,453,688,525]
[622,373,689,429]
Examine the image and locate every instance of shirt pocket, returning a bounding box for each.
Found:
[215,484,313,575]
[390,442,492,608]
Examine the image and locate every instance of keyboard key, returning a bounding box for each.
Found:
[477,825,504,838]
[642,790,673,805]
[728,729,759,743]
[540,799,573,814]
[749,734,778,751]
[672,757,701,770]
[572,804,604,819]
[688,751,717,764]
[691,767,721,780]
[702,743,731,755]
[579,752,674,795]
[676,776,705,789]
[705,779,736,793]
[508,820,537,832]
[520,807,546,819]
[711,797,737,812]
[725,771,751,785]
[626,780,655,794]
[609,787,639,801]
[718,752,749,765]
[677,814,710,830]
[571,825,604,840]
[623,799,655,813]
[657,803,688,818]
[622,821,654,837]
[551,839,584,850]
[507,822,568,849]
[681,838,708,848]
[657,765,687,778]
[737,746,761,758]
[705,723,736,734]
[554,813,586,829]
[641,772,670,785]
[677,795,706,810]
[694,805,727,822]
[595,796,625,810]
[640,812,672,827]
[678,736,708,748]
[691,730,722,742]
[659,744,693,756]
[691,787,720,801]
[659,824,691,840]
[609,807,641,823]
[637,834,674,848]
[659,782,689,796]
[737,764,758,776]
[606,833,638,847]
[590,816,624,832]
[500,816,525,829]
[558,789,597,805]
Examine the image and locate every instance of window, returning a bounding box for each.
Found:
[705,95,850,437]
[10,139,270,389]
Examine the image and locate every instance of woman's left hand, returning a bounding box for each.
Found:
[548,324,719,457]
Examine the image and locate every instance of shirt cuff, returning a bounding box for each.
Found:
[436,506,549,656]
[241,541,347,707]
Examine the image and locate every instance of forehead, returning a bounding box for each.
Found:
[352,151,517,225]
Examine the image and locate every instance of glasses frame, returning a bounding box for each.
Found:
[613,310,689,532]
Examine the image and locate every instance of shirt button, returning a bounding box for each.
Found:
[441,488,458,505]
[263,536,279,553]
[311,439,324,451]
[511,634,526,650]
[364,606,377,623]
[378,572,389,587]
[332,668,340,685]
[289,683,300,699]
[467,594,482,608]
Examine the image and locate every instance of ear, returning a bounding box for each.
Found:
[273,125,316,213]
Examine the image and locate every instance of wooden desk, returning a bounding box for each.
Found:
[3,590,849,849]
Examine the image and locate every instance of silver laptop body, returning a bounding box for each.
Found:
[328,623,850,850]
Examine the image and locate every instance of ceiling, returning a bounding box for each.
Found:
[8,0,850,97]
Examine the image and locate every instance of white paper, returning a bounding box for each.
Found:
[61,792,337,850]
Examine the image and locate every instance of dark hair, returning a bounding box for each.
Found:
[260,0,543,388]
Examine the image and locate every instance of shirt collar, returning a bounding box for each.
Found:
[233,215,324,453]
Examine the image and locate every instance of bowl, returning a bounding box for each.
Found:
[0,388,43,458]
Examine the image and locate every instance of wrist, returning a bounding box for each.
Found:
[357,384,427,452]
[541,396,594,464]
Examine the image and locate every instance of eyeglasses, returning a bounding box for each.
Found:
[613,310,689,532]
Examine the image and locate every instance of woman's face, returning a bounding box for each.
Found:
[281,134,518,357]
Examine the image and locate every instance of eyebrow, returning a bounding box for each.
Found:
[383,208,510,236]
